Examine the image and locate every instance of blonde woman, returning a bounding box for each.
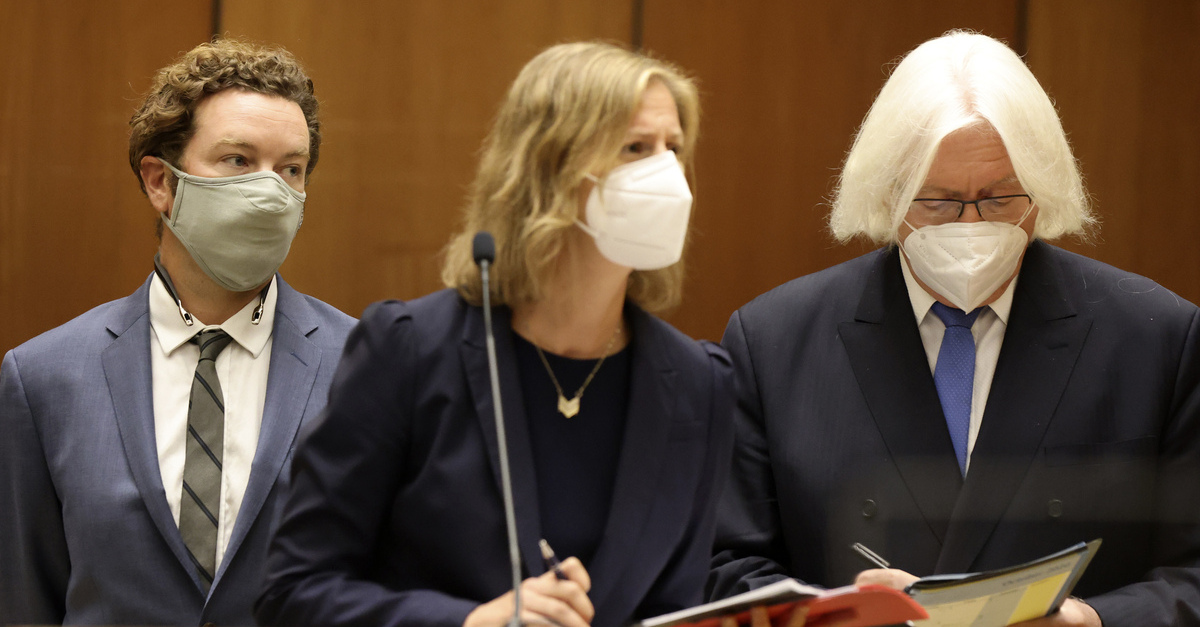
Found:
[257,42,734,627]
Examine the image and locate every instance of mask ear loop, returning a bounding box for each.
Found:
[575,171,606,236]
[584,171,607,204]
[897,215,924,260]
[1012,199,1036,230]
[574,219,600,238]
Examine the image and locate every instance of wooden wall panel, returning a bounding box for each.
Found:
[5,1,1197,354]
[0,0,213,353]
[220,1,633,320]
[1026,0,1200,307]
[642,1,1021,340]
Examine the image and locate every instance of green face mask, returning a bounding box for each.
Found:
[159,159,306,292]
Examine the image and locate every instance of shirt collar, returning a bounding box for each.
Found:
[149,274,278,358]
[899,250,1018,325]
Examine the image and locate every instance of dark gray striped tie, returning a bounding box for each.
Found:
[180,329,233,592]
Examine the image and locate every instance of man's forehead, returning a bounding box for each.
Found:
[188,90,309,153]
[206,136,310,157]
[921,174,1021,192]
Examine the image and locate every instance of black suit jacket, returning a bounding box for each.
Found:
[258,289,735,627]
[709,242,1200,627]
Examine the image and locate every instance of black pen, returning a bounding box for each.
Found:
[851,542,890,569]
[539,539,568,581]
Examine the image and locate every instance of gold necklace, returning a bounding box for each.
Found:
[534,325,622,418]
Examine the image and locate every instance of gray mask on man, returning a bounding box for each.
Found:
[159,159,305,292]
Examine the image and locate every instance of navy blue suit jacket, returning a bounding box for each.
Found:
[0,275,354,625]
[709,242,1200,627]
[256,289,735,627]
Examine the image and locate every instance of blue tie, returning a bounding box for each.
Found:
[931,303,982,476]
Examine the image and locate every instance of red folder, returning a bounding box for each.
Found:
[637,582,927,627]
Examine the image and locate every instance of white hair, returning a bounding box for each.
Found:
[830,30,1093,244]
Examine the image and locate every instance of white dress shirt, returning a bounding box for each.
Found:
[149,274,276,569]
[900,257,1017,474]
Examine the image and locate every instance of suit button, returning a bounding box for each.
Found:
[202,623,215,627]
[1048,499,1064,518]
[862,499,878,518]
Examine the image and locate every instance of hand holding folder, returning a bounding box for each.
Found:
[901,540,1101,627]
[850,539,1102,627]
[640,540,1101,627]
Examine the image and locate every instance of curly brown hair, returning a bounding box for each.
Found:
[128,38,320,195]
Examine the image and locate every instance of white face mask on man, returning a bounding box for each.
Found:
[575,150,693,271]
[159,159,306,292]
[900,205,1034,312]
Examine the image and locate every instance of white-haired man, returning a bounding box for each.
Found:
[708,31,1199,627]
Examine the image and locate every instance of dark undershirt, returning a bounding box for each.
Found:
[512,331,631,568]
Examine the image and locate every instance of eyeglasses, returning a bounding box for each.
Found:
[909,194,1032,225]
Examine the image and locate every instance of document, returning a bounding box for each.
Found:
[635,579,927,627]
[905,539,1101,627]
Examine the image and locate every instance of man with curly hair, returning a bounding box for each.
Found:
[0,39,355,625]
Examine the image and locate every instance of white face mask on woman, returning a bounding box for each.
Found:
[575,151,693,270]
[900,207,1033,312]
[159,159,306,292]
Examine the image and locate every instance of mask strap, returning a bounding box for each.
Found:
[153,253,194,327]
[251,281,271,325]
[154,253,272,326]
[575,219,599,238]
[897,218,922,253]
[584,172,606,208]
[577,170,604,237]
[158,157,188,181]
[1013,201,1036,229]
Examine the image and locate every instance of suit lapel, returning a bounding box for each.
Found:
[215,278,321,584]
[838,249,963,545]
[102,277,203,589]
[461,304,545,575]
[937,242,1091,573]
[585,306,677,614]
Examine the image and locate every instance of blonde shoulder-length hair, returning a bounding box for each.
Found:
[441,41,700,313]
[830,30,1094,244]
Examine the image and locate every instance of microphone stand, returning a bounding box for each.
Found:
[474,232,524,627]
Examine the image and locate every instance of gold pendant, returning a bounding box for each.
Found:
[557,394,581,418]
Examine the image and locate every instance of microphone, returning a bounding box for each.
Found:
[473,231,496,266]
[473,231,523,627]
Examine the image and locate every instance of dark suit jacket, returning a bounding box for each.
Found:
[256,289,735,627]
[0,274,354,626]
[709,242,1200,627]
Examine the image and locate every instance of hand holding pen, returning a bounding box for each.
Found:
[539,539,569,581]
[850,542,889,569]
[851,543,1097,627]
[850,543,919,592]
[463,541,593,627]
